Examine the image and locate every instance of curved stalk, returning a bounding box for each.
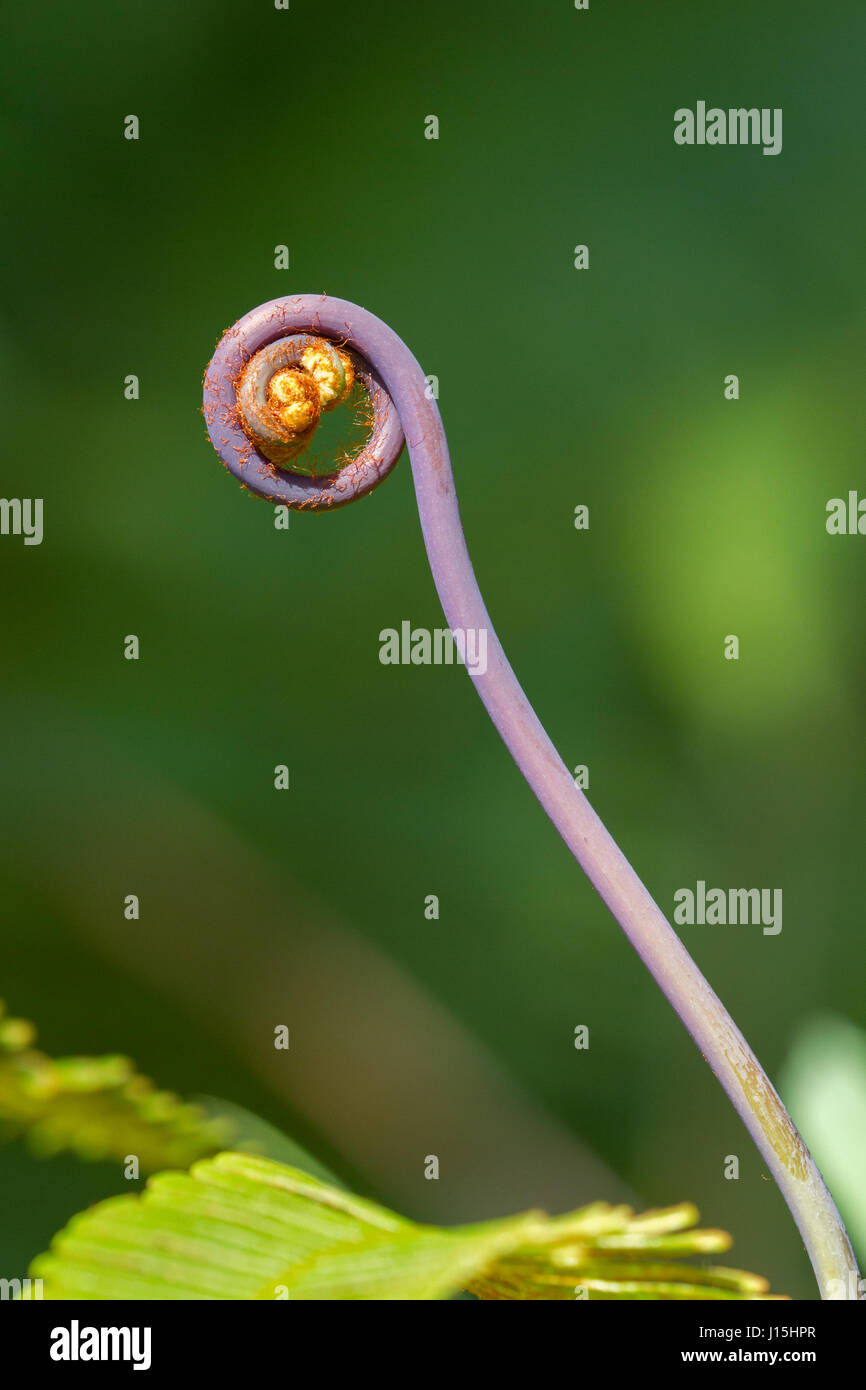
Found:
[204,294,860,1299]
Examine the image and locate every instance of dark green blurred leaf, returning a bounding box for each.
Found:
[0,1000,231,1171]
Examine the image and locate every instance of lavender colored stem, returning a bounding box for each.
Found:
[210,294,860,1299]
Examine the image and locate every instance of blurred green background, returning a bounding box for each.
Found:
[1,0,864,1298]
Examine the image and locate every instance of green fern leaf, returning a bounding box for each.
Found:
[31,1152,784,1301]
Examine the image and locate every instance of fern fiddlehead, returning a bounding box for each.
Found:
[203,294,859,1299]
